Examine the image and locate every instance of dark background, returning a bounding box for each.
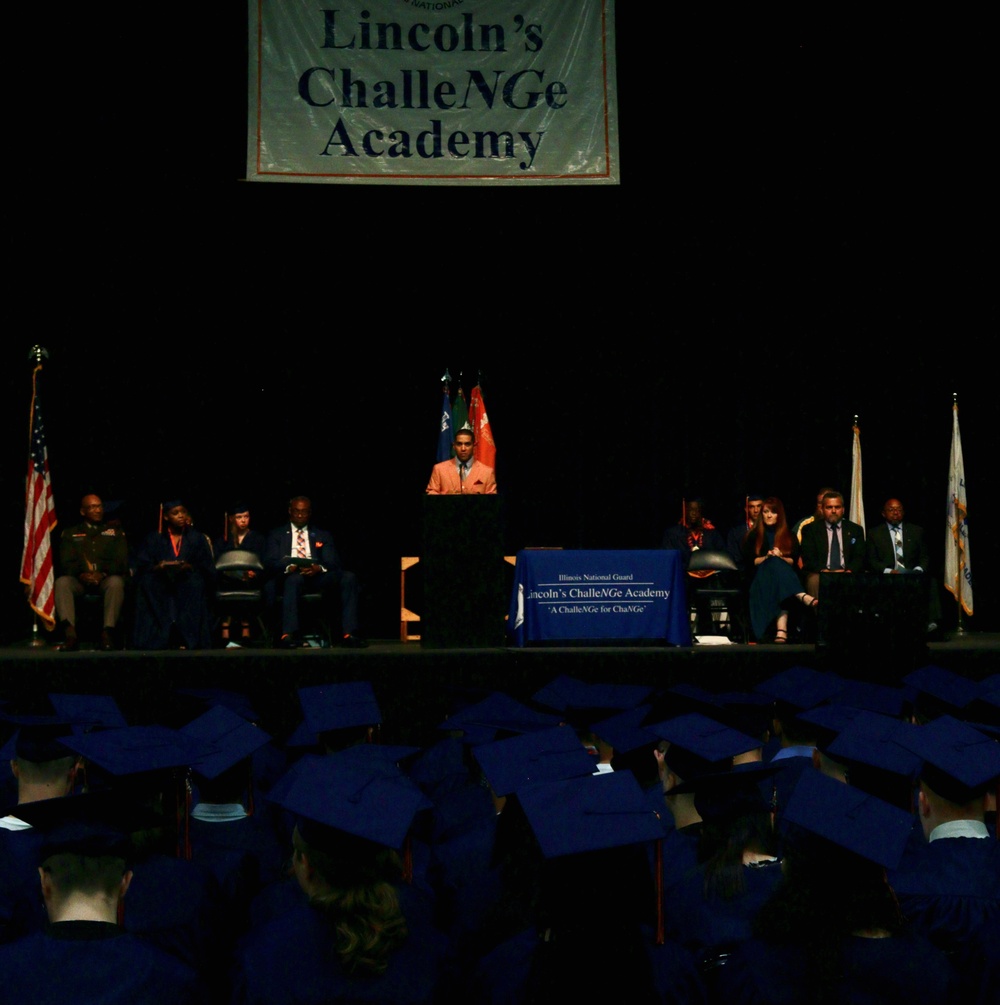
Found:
[3,14,995,641]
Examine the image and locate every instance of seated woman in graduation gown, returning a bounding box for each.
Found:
[742,497,813,643]
[232,757,453,1005]
[133,501,214,650]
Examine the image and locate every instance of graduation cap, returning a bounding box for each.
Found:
[180,705,272,780]
[289,681,382,747]
[517,771,666,859]
[825,712,923,781]
[273,756,425,851]
[707,690,774,740]
[12,791,158,864]
[0,711,92,763]
[589,706,661,756]
[532,675,651,716]
[473,726,598,797]
[833,680,907,719]
[61,725,211,778]
[797,704,862,752]
[781,770,915,870]
[895,715,1000,803]
[48,694,128,732]
[902,665,981,720]
[439,691,561,745]
[754,666,843,712]
[647,713,761,782]
[174,688,259,723]
[823,712,923,809]
[692,762,783,824]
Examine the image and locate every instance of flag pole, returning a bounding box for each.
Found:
[945,392,972,636]
[21,344,57,647]
[849,415,865,532]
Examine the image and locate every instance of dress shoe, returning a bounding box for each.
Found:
[341,633,369,649]
[100,628,115,652]
[59,626,79,652]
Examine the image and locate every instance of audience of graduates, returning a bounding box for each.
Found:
[1,664,997,1003]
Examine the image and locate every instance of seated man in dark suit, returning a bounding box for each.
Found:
[799,491,865,599]
[866,498,928,574]
[266,496,366,648]
[866,498,941,631]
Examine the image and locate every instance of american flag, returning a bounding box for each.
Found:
[20,363,57,629]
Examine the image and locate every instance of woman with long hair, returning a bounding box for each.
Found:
[742,497,814,643]
[233,762,451,1003]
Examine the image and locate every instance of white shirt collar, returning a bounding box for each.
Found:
[928,819,989,842]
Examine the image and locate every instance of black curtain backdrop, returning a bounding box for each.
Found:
[3,20,995,641]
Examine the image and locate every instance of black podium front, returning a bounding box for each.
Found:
[817,572,928,673]
[421,496,504,648]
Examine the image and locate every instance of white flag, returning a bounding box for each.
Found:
[849,424,865,532]
[944,403,973,615]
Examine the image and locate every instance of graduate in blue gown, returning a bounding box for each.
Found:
[232,756,453,1004]
[717,772,955,1005]
[133,501,214,650]
[0,792,205,1004]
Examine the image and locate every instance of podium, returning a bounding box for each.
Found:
[817,572,928,673]
[421,496,504,648]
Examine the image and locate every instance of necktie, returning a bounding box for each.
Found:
[892,525,904,569]
[296,529,306,558]
[829,523,841,569]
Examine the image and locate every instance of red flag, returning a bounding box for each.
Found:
[468,384,496,469]
[20,363,57,630]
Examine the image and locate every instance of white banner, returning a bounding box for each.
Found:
[247,0,619,184]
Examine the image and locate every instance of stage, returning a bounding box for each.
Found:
[2,634,995,749]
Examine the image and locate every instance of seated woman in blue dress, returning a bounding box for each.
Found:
[742,497,814,643]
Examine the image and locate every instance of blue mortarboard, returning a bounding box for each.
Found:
[692,762,782,823]
[647,713,761,781]
[180,706,272,780]
[825,712,923,780]
[833,680,906,718]
[273,756,424,850]
[517,771,666,859]
[798,704,862,751]
[755,666,842,712]
[590,706,661,755]
[61,725,210,777]
[712,691,774,739]
[175,688,259,723]
[895,715,1000,802]
[902,665,981,718]
[298,681,382,735]
[327,745,432,811]
[532,675,651,714]
[474,726,598,796]
[0,712,77,762]
[48,694,128,732]
[440,691,561,743]
[781,770,915,870]
[12,791,158,863]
